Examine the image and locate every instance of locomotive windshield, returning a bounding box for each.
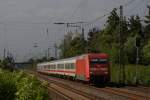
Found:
[90,58,108,64]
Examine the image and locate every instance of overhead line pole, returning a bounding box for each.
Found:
[54,22,86,57]
[54,43,57,59]
[119,5,124,84]
[3,48,6,59]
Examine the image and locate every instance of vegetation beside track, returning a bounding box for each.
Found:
[56,6,150,86]
[0,69,50,100]
[111,64,150,86]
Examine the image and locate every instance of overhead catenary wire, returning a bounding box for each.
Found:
[127,0,145,14]
[123,0,137,7]
[0,0,140,27]
[83,0,139,27]
[70,0,87,18]
[53,0,87,32]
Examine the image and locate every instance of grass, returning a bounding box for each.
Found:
[0,69,50,100]
[110,64,150,86]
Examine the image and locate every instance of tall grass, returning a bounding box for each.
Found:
[0,69,50,100]
[110,64,150,86]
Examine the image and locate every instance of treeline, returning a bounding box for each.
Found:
[0,56,15,71]
[59,6,150,65]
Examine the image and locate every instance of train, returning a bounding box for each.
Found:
[37,53,110,83]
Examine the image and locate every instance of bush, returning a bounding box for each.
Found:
[0,70,17,100]
[142,40,150,65]
[0,69,50,100]
[110,64,150,86]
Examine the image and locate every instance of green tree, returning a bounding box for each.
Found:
[59,32,86,58]
[142,40,150,65]
[128,15,142,37]
[124,15,142,64]
[144,5,150,39]
[124,37,136,64]
[59,32,74,58]
[69,35,86,57]
[87,27,101,52]
[105,8,120,45]
[1,56,15,71]
[140,5,150,65]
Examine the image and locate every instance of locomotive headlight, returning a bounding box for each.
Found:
[104,72,108,74]
[100,68,108,71]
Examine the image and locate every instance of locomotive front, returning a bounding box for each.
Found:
[89,53,110,83]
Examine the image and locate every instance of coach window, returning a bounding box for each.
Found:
[65,63,66,69]
[68,63,71,69]
[65,63,67,69]
[70,63,74,69]
[54,64,56,69]
[58,64,64,69]
[57,64,60,69]
[51,64,56,69]
[48,65,49,69]
[61,64,64,69]
[65,63,69,69]
[67,63,70,69]
[50,65,52,69]
[71,63,75,69]
[69,63,72,69]
[67,63,69,69]
[51,65,53,69]
[68,63,72,69]
[70,63,72,69]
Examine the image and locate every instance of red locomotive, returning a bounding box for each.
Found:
[37,53,110,83]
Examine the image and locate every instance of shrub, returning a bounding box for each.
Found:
[0,71,17,100]
[110,65,150,86]
[0,70,50,100]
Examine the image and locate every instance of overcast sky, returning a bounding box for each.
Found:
[0,0,149,62]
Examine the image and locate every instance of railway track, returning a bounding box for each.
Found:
[100,87,150,100]
[38,73,150,100]
[125,86,150,95]
[26,70,150,100]
[38,73,104,100]
[39,78,73,100]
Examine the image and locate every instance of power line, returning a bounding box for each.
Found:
[127,0,145,14]
[123,0,137,7]
[70,0,87,18]
[83,0,138,27]
[84,13,109,27]
[0,22,53,25]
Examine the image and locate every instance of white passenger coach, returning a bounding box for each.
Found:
[37,57,76,77]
